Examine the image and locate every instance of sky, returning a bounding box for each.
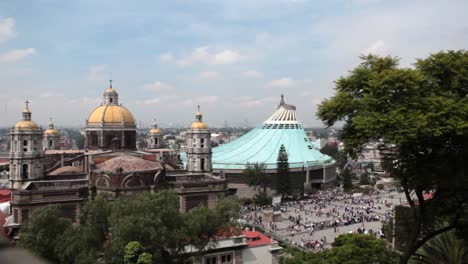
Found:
[0,0,467,128]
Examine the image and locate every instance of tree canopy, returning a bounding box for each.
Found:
[243,162,269,193]
[317,51,468,263]
[18,190,241,264]
[281,234,399,264]
[276,144,291,197]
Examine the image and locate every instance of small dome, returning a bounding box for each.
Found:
[15,120,40,130]
[149,128,161,134]
[87,105,136,127]
[44,128,59,135]
[49,166,82,176]
[191,121,208,129]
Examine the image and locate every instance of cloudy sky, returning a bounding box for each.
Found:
[0,0,467,128]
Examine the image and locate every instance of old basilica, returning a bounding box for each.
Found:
[4,81,227,236]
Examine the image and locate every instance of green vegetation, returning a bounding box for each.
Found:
[276,144,291,198]
[243,162,269,194]
[341,167,353,192]
[317,51,468,263]
[18,190,240,264]
[281,234,399,264]
[409,231,468,264]
[320,143,347,169]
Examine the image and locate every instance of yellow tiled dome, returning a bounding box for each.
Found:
[149,128,161,134]
[44,128,59,135]
[87,105,136,126]
[191,121,207,129]
[15,120,40,130]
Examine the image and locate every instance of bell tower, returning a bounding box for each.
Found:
[43,117,60,150]
[147,118,163,149]
[186,106,212,173]
[9,100,44,189]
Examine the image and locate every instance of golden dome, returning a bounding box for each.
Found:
[149,128,161,134]
[87,105,136,126]
[191,121,208,129]
[15,120,40,130]
[44,128,59,135]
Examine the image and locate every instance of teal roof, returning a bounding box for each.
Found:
[211,99,334,170]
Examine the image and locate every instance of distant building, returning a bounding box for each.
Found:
[185,229,282,264]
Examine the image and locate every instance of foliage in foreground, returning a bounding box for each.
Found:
[317,50,468,263]
[281,234,399,264]
[18,190,241,264]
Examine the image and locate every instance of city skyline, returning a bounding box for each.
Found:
[1,0,467,127]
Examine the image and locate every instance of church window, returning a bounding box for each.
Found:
[110,98,113,103]
[49,140,53,148]
[22,164,29,179]
[23,140,28,152]
[200,138,204,148]
[201,158,205,171]
[155,138,158,145]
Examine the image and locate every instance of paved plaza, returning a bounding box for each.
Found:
[241,188,406,251]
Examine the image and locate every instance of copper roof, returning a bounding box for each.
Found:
[95,155,162,173]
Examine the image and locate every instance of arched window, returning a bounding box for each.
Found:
[23,140,28,152]
[22,164,29,179]
[201,158,205,171]
[155,138,158,145]
[49,140,53,148]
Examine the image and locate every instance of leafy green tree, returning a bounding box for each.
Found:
[243,162,269,193]
[137,253,153,264]
[55,226,98,264]
[18,205,72,262]
[123,241,154,264]
[317,51,468,263]
[276,144,290,197]
[342,167,353,192]
[253,191,272,206]
[108,190,240,263]
[409,231,468,264]
[360,171,370,185]
[281,234,399,264]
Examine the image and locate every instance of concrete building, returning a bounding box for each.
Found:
[208,95,337,197]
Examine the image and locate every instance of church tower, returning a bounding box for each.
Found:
[186,106,212,173]
[43,118,61,150]
[85,80,137,150]
[9,100,44,189]
[147,119,162,149]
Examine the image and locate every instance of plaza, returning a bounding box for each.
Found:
[241,188,406,251]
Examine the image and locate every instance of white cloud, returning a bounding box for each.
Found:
[242,70,263,78]
[364,40,387,55]
[212,49,241,64]
[0,17,16,43]
[143,81,173,91]
[198,71,220,80]
[159,52,173,62]
[268,77,294,87]
[86,65,108,81]
[0,48,36,63]
[233,96,278,108]
[172,46,242,67]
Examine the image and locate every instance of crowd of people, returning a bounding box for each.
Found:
[240,187,403,252]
